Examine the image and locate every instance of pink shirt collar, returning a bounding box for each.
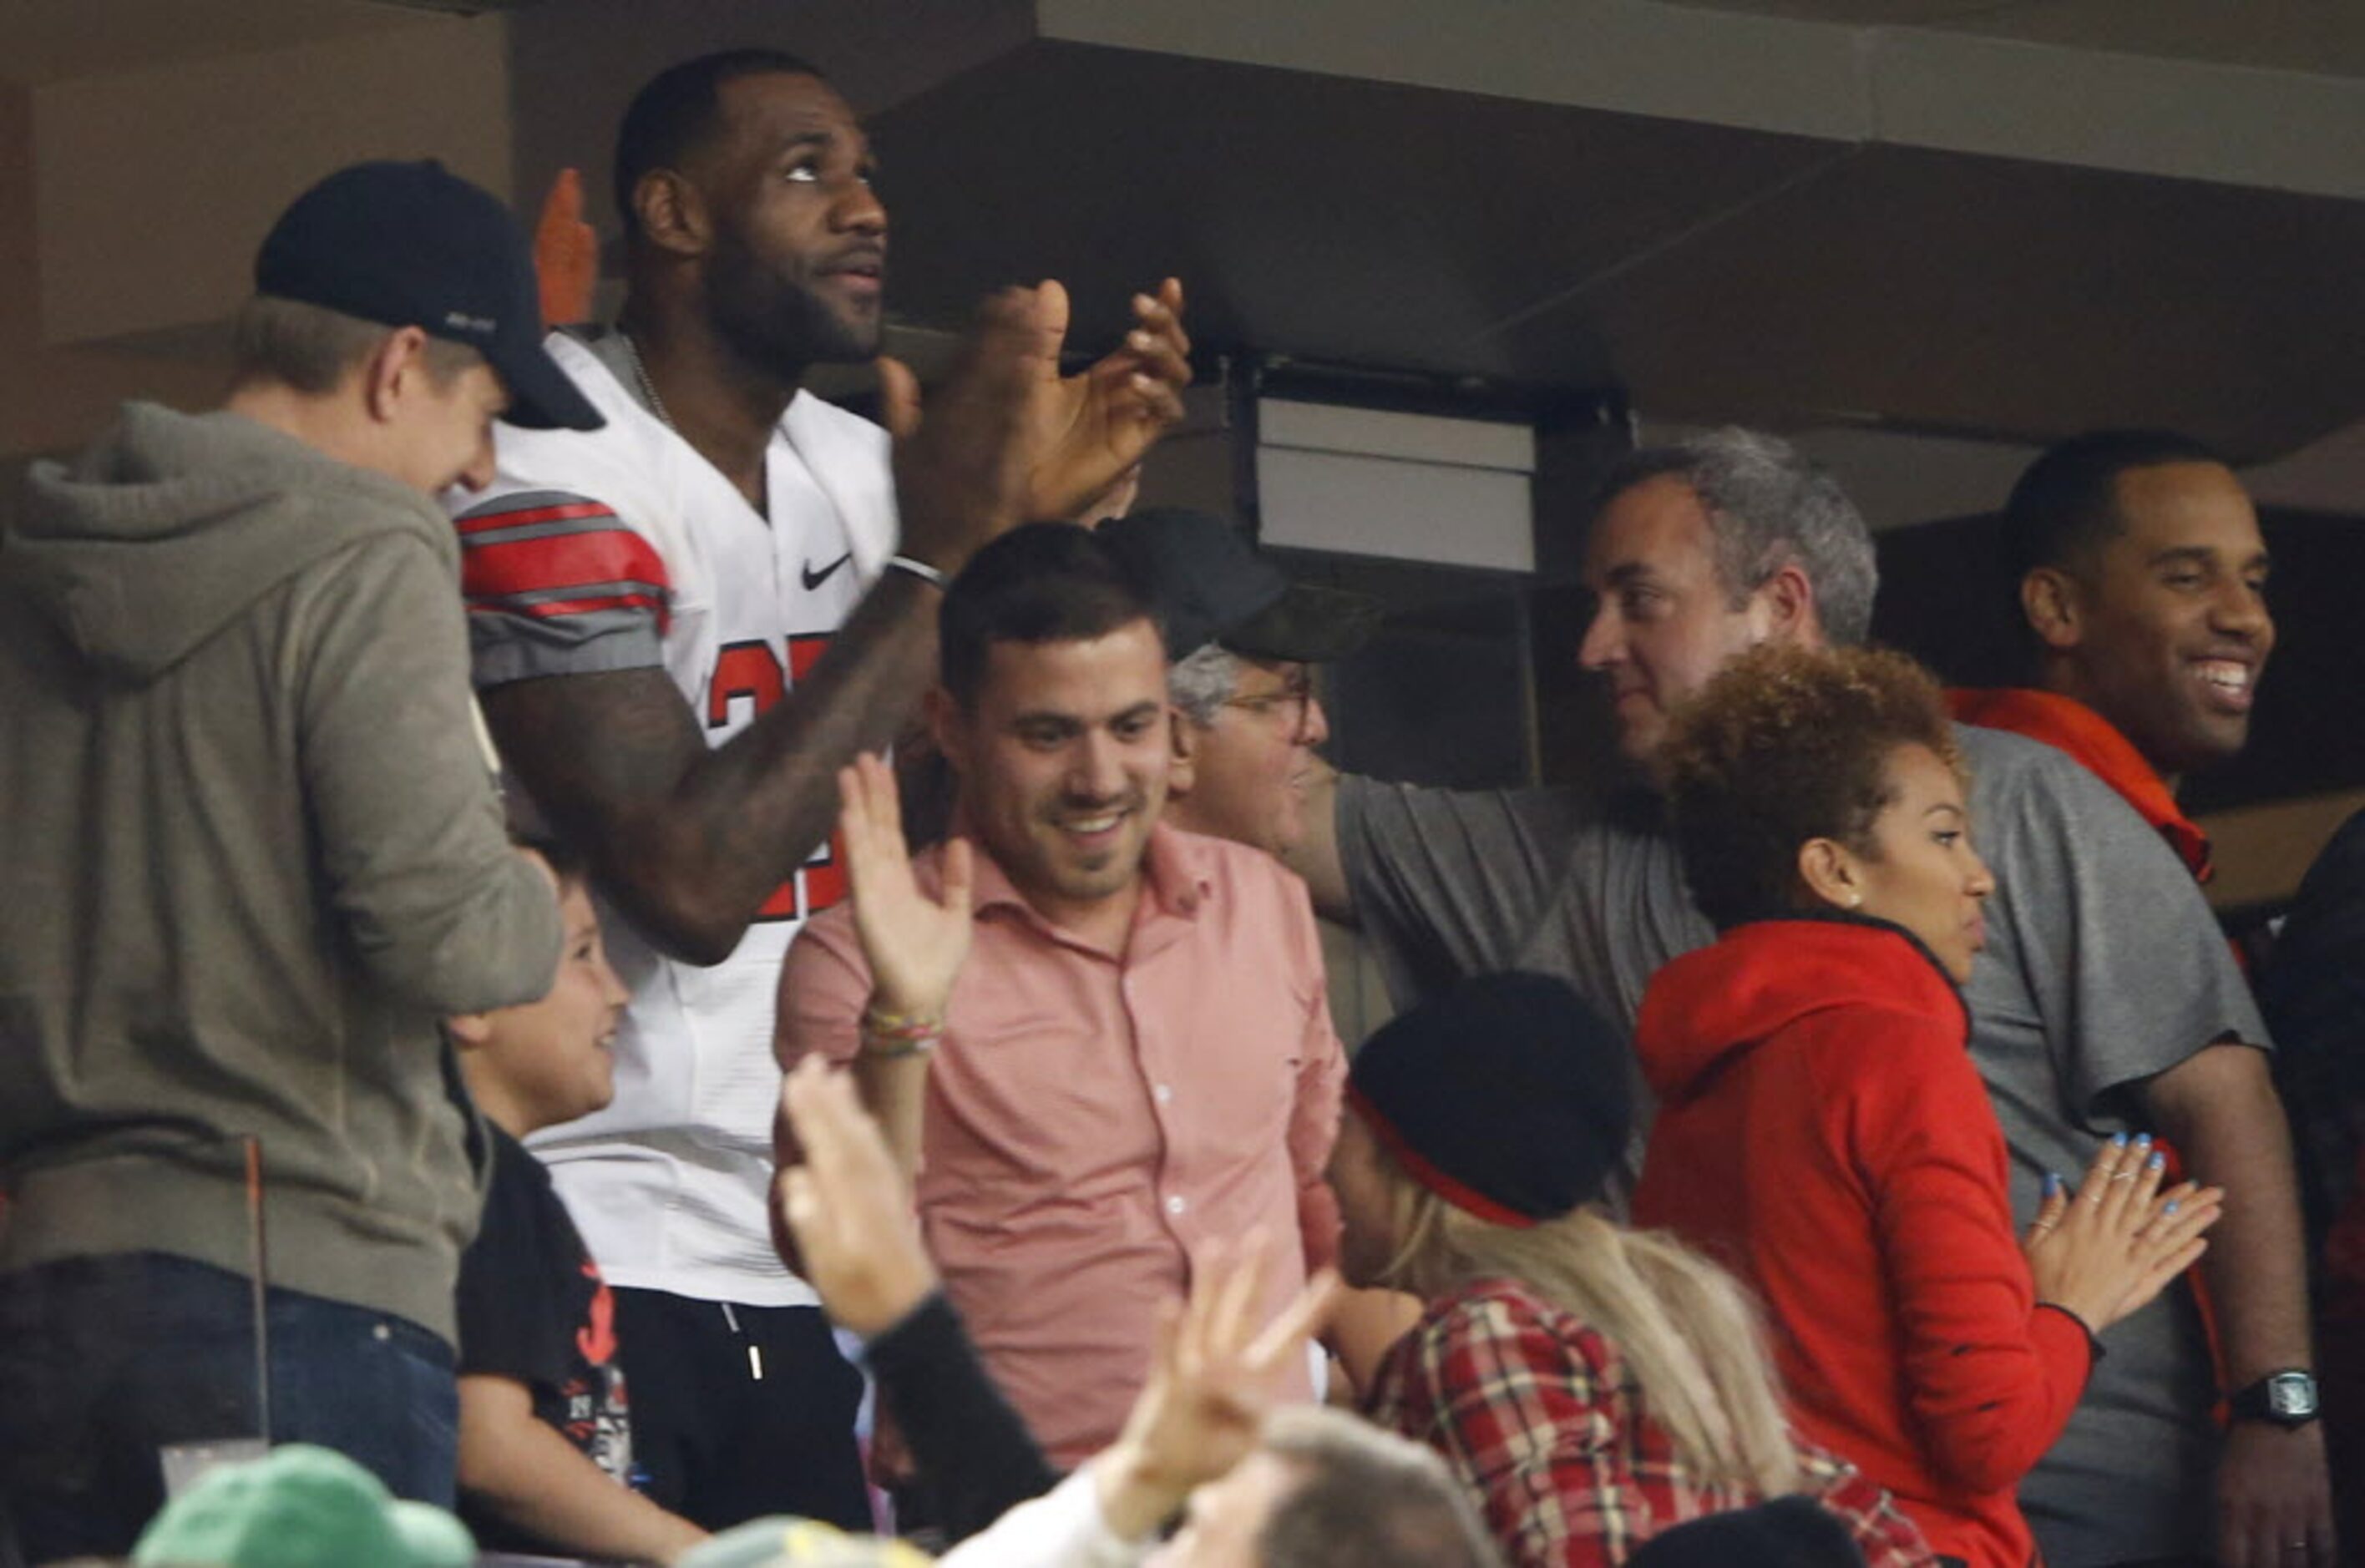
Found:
[955,817,1213,942]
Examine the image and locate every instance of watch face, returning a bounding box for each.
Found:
[2267,1373,2320,1419]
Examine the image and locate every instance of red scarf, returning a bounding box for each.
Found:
[1947,687,2212,883]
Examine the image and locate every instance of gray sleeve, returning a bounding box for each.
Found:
[298,534,564,1014]
[1967,726,2267,1118]
[1334,775,1580,1003]
[452,488,666,689]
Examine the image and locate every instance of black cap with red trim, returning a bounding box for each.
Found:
[1347,971,1630,1227]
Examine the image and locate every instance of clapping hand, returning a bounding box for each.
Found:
[1024,279,1191,521]
[2022,1134,2223,1333]
[879,277,1190,574]
[881,283,1069,573]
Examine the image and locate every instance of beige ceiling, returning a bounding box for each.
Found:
[6,0,2360,463]
[9,0,2364,89]
[1667,0,2365,75]
[0,0,441,87]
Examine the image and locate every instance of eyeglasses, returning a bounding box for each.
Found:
[1220,671,1319,741]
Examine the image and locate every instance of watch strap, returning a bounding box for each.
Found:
[2229,1369,2319,1425]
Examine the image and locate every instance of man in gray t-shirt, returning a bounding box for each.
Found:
[1295,429,2317,1568]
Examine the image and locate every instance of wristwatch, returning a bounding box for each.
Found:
[2230,1370,2320,1427]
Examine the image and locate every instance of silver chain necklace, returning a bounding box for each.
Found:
[619,331,679,432]
[620,329,793,524]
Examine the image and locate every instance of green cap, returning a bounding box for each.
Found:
[133,1444,475,1568]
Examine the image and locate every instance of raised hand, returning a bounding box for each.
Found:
[882,283,1069,575]
[1094,1232,1341,1540]
[838,752,972,1021]
[882,279,1189,572]
[1023,278,1191,522]
[533,167,597,331]
[773,1055,938,1338]
[2023,1134,2223,1332]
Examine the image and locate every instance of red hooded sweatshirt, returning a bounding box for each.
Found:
[1630,918,2094,1568]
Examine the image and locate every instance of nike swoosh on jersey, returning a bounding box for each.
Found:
[801,553,853,591]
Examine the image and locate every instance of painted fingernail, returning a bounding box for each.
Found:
[2111,1133,2129,1148]
[2134,1133,2153,1150]
[2148,1151,2165,1171]
[2165,1200,2180,1216]
[2043,1172,2062,1196]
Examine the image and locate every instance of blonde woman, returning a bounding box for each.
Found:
[1325,970,1933,1568]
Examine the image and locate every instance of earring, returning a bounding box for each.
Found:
[1846,892,1862,908]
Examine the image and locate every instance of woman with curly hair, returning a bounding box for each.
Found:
[1328,969,1937,1568]
[1629,644,2222,1568]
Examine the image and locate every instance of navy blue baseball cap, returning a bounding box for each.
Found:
[255,160,603,432]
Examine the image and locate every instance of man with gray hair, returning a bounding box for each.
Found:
[1292,427,1869,1024]
[1289,427,2315,1568]
[1575,428,1876,766]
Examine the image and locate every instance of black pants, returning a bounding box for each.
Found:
[610,1287,869,1533]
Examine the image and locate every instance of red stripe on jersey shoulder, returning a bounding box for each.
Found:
[469,590,666,621]
[456,499,616,534]
[463,526,673,635]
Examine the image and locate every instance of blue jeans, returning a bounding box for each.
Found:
[0,1252,457,1563]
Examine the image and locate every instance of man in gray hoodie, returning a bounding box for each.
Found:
[0,161,600,1561]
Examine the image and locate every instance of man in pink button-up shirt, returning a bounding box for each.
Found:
[775,524,1345,1466]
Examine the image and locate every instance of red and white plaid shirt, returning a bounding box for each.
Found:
[1364,1277,1937,1568]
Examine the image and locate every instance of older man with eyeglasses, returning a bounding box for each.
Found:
[1099,508,1380,861]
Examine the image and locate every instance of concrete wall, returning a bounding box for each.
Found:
[0,12,511,466]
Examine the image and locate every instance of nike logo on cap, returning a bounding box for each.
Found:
[802,553,853,591]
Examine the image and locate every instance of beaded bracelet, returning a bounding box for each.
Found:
[859,1004,944,1060]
